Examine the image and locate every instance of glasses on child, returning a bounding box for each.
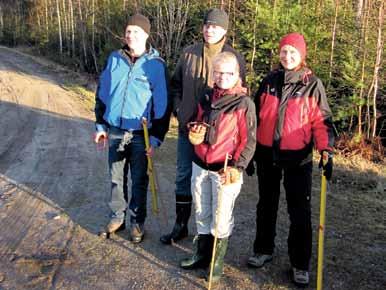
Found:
[214,71,235,77]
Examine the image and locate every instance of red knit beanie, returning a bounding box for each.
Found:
[279,33,307,60]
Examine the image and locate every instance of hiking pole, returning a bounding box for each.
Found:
[208,152,230,290]
[317,151,328,290]
[142,117,159,215]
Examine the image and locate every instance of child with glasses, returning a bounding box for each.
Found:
[179,51,256,283]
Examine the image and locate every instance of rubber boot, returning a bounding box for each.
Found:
[160,196,191,244]
[207,238,229,283]
[180,234,212,269]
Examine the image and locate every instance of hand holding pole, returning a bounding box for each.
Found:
[142,117,159,215]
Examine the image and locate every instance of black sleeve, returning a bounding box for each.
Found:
[94,83,109,127]
[149,64,172,143]
[234,97,257,169]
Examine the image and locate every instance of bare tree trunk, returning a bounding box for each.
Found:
[156,0,190,65]
[328,0,339,88]
[78,0,88,69]
[371,0,384,138]
[62,0,70,55]
[250,0,259,72]
[91,0,98,72]
[357,0,371,136]
[270,0,277,70]
[356,0,364,24]
[56,0,63,55]
[69,0,75,57]
[313,0,322,57]
[0,5,3,40]
[232,0,236,47]
[45,0,49,40]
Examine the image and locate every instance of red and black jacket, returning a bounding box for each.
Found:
[253,68,334,165]
[192,89,257,171]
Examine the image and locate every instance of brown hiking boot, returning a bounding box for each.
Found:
[130,223,144,243]
[98,217,125,239]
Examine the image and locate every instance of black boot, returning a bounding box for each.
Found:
[160,196,191,244]
[180,234,212,269]
[207,237,229,283]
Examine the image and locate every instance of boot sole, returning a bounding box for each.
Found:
[180,259,210,270]
[288,269,309,288]
[160,231,188,245]
[247,256,273,268]
[131,234,144,244]
[98,223,126,239]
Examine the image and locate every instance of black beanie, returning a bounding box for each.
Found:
[126,14,151,35]
[204,8,229,30]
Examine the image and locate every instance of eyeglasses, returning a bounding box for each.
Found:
[214,71,235,77]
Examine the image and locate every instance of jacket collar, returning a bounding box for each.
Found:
[283,67,313,85]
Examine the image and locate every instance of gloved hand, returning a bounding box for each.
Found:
[219,167,242,185]
[187,122,209,145]
[319,150,333,180]
[245,160,255,176]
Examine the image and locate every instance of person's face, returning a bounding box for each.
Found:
[279,45,302,70]
[213,60,239,90]
[202,24,227,44]
[125,25,148,49]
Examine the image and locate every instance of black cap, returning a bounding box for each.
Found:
[203,8,229,30]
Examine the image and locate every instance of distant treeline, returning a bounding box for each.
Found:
[0,0,384,147]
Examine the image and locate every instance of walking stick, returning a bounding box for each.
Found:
[208,153,230,290]
[317,151,329,290]
[142,117,159,215]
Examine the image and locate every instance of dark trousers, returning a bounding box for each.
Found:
[253,161,312,271]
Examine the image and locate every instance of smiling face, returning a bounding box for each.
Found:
[279,44,302,70]
[202,24,227,44]
[125,25,148,50]
[213,59,239,90]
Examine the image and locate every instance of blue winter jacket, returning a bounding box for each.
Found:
[95,46,168,147]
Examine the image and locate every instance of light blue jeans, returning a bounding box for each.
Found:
[108,127,148,224]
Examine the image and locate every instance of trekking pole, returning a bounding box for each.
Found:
[208,152,230,290]
[142,117,159,215]
[317,151,328,290]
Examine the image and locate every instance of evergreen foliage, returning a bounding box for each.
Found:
[0,0,384,146]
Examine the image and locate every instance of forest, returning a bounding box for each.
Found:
[0,0,384,159]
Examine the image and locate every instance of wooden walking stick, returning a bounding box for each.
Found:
[317,151,329,290]
[208,152,230,290]
[142,117,159,215]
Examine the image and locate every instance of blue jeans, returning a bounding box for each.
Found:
[175,133,194,197]
[108,127,148,224]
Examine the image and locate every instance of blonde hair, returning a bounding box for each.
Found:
[212,51,240,74]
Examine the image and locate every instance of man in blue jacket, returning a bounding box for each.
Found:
[94,14,169,243]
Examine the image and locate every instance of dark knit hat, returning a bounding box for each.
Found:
[279,32,307,60]
[204,8,229,30]
[126,14,151,35]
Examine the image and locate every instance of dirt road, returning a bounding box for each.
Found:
[0,46,385,290]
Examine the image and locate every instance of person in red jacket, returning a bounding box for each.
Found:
[179,52,256,283]
[246,33,335,287]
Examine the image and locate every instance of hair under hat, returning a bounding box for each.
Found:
[204,8,229,30]
[279,32,307,60]
[126,14,151,35]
